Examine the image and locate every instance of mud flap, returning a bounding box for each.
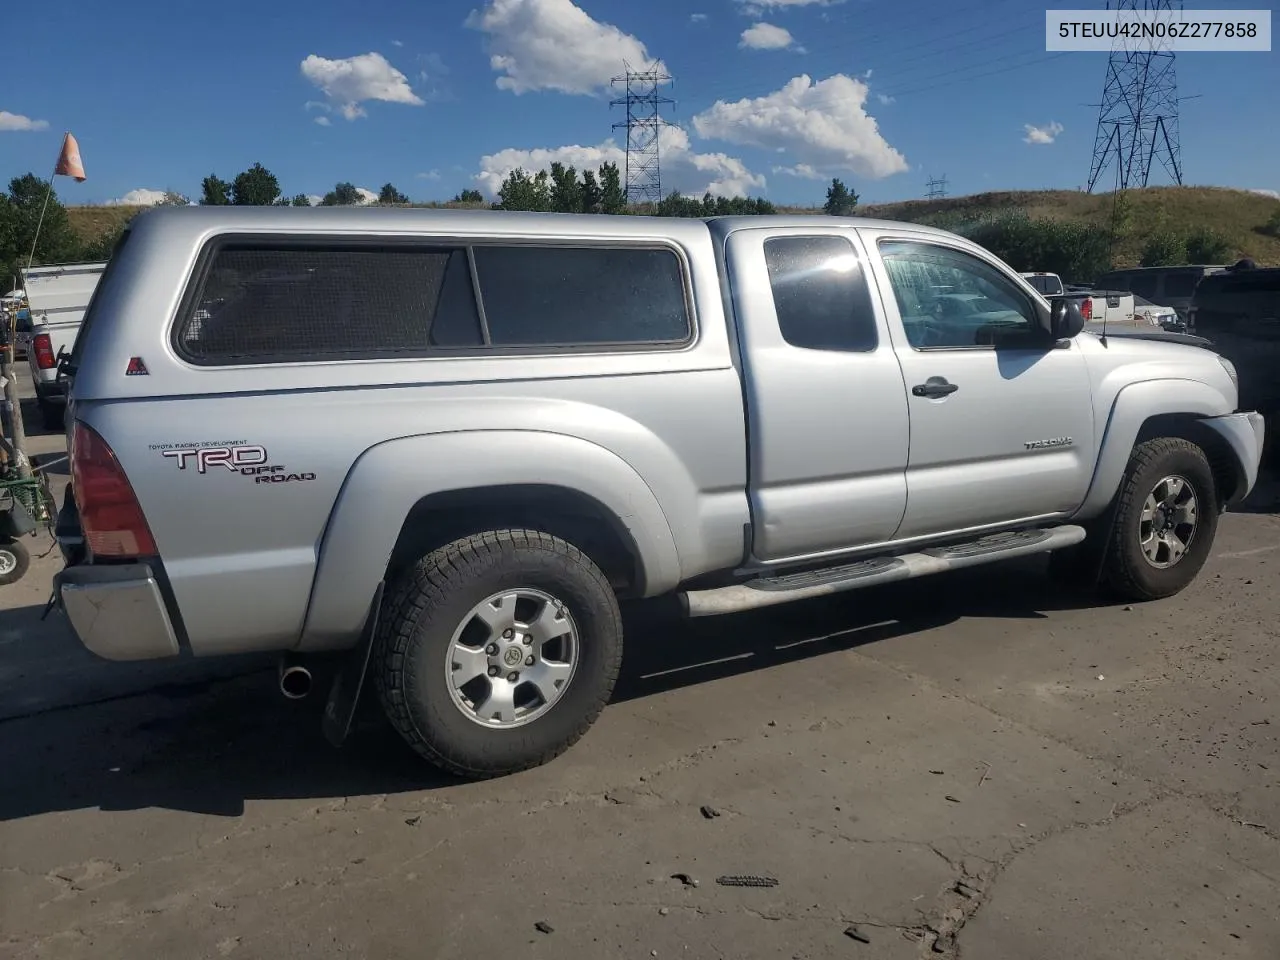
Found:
[0,501,36,538]
[321,581,385,749]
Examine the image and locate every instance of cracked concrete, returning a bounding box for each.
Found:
[1,414,1277,957]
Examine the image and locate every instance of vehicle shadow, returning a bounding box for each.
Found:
[0,555,1115,822]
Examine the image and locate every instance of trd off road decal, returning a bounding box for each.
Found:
[151,441,316,484]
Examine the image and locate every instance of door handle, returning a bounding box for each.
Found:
[911,377,959,399]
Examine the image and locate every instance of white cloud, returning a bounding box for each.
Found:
[391,39,404,47]
[356,187,379,204]
[474,125,765,199]
[735,0,845,14]
[1249,188,1279,199]
[876,93,894,105]
[109,189,170,206]
[416,170,441,180]
[0,111,49,131]
[692,73,907,180]
[1023,121,1063,145]
[466,0,654,96]
[305,195,323,206]
[300,52,424,120]
[740,22,797,50]
[314,115,332,126]
[690,12,708,22]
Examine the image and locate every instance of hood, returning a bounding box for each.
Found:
[1091,329,1215,351]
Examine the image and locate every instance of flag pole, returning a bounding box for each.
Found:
[26,160,60,271]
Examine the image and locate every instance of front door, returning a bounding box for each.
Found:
[863,233,1096,541]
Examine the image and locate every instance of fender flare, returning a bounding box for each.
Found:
[1075,378,1234,519]
[298,430,682,652]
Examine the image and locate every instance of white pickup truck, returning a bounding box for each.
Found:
[20,262,106,429]
[1021,272,1136,328]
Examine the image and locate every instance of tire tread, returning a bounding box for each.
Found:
[373,529,622,779]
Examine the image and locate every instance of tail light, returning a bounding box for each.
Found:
[69,421,157,558]
[33,333,56,370]
[1080,299,1093,322]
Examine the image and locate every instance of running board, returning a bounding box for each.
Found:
[679,525,1087,618]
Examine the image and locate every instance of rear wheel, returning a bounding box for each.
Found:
[0,538,30,585]
[374,529,623,778]
[1100,437,1218,601]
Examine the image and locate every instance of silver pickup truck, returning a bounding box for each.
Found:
[53,207,1264,778]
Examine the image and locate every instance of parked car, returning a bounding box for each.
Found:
[20,261,107,429]
[52,206,1265,778]
[1131,294,1181,329]
[1094,265,1228,323]
[1022,272,1134,327]
[1020,272,1065,296]
[1187,266,1280,445]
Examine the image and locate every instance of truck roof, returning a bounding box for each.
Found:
[125,204,963,245]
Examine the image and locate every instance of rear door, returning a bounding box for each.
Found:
[726,225,911,562]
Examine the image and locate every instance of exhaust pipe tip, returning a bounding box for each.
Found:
[279,661,312,700]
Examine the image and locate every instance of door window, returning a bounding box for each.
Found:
[879,241,1037,349]
[763,236,878,351]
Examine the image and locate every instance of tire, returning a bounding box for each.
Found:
[374,529,623,778]
[1100,437,1218,601]
[0,538,30,585]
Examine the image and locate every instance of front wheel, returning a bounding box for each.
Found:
[0,537,30,585]
[1101,437,1218,601]
[374,529,623,778]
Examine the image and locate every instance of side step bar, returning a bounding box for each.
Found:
[679,525,1087,618]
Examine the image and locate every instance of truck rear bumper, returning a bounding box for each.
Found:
[1201,410,1266,504]
[54,562,180,661]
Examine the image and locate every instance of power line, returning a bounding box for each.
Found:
[610,63,675,205]
[1086,1,1184,192]
[925,174,949,199]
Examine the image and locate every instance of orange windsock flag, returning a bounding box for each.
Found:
[54,132,86,182]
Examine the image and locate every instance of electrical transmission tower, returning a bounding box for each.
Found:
[611,63,675,204]
[1086,0,1184,193]
[925,175,949,200]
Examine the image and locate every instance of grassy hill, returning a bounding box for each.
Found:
[66,185,1280,269]
[839,186,1280,267]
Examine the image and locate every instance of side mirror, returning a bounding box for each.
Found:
[1049,296,1086,340]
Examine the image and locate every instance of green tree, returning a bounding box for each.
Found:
[823,178,858,216]
[291,194,313,207]
[321,182,362,206]
[1140,230,1186,267]
[201,174,231,205]
[159,191,190,206]
[453,188,484,204]
[1184,227,1233,263]
[496,168,551,211]
[230,163,281,206]
[378,183,410,204]
[549,162,583,213]
[599,162,626,214]
[0,174,79,275]
[580,171,603,214]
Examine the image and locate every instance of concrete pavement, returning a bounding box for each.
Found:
[1,380,1277,959]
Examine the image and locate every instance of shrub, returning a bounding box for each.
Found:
[960,212,1110,282]
[1140,231,1186,267]
[1184,227,1233,263]
[1262,208,1280,239]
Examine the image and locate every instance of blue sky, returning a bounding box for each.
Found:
[1,0,1276,208]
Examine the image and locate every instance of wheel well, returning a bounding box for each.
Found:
[1135,413,1241,507]
[385,485,644,597]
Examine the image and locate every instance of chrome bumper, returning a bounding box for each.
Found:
[1201,410,1266,505]
[55,563,180,661]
